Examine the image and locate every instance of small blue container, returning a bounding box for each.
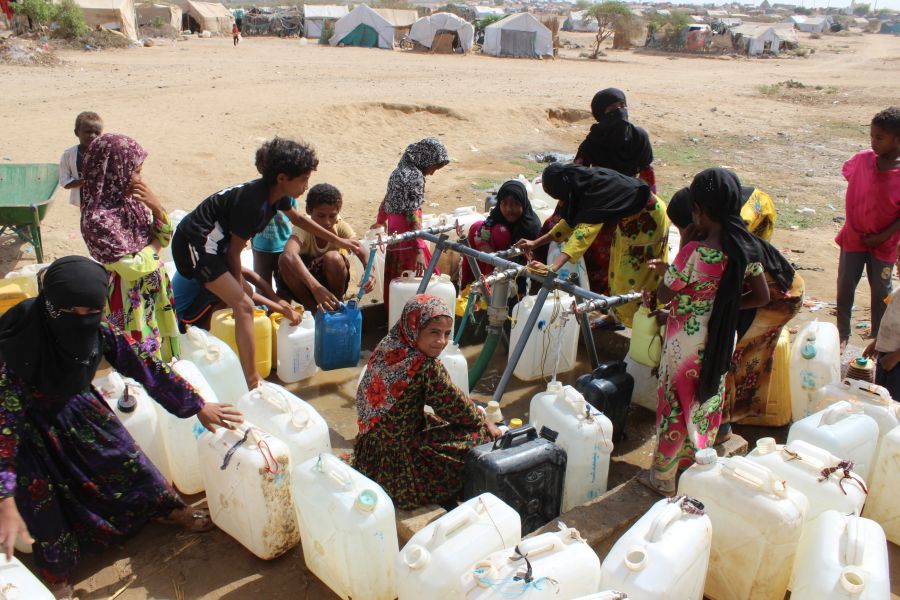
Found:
[314,299,362,371]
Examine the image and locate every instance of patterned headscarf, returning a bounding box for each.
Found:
[382,137,449,214]
[80,133,154,264]
[356,294,452,433]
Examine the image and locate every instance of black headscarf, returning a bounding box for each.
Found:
[485,180,542,245]
[0,256,109,397]
[541,163,650,227]
[575,88,654,177]
[666,187,692,229]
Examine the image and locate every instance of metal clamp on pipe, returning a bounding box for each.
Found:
[493,247,524,260]
[571,291,643,315]
[471,267,521,295]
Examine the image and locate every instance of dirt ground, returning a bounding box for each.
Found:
[2,29,900,599]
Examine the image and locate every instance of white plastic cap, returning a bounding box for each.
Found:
[695,448,718,465]
[546,381,563,393]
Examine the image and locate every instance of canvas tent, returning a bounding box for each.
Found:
[302,4,347,38]
[731,23,780,55]
[795,15,832,32]
[75,0,138,40]
[180,0,233,34]
[562,10,598,32]
[482,12,552,58]
[473,5,504,20]
[373,8,417,42]
[330,4,394,49]
[136,2,181,30]
[409,12,474,52]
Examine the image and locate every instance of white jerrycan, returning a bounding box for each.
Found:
[234,382,331,468]
[438,342,470,396]
[547,240,590,291]
[746,437,867,522]
[814,379,900,453]
[93,371,171,481]
[0,556,55,599]
[350,227,387,305]
[198,425,299,559]
[787,401,880,482]
[159,359,219,495]
[624,355,658,412]
[677,449,808,600]
[276,312,317,383]
[396,493,521,600]
[179,326,249,404]
[790,511,890,600]
[509,291,580,381]
[599,496,711,600]
[463,525,601,599]
[789,319,841,421]
[863,425,900,544]
[292,453,398,600]
[388,271,457,333]
[528,381,614,511]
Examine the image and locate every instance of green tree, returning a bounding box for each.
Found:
[585,1,635,58]
[647,11,691,49]
[54,0,89,38]
[13,0,54,27]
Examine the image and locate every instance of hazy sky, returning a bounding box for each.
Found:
[653,0,900,11]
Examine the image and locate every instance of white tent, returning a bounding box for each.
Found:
[731,23,780,55]
[482,12,553,58]
[409,12,474,52]
[795,15,832,32]
[180,0,233,34]
[563,10,598,32]
[473,5,504,20]
[302,4,347,38]
[330,4,394,49]
[136,2,182,30]
[75,0,139,40]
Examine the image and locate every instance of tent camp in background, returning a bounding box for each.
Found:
[482,12,553,58]
[879,20,900,34]
[473,5,505,20]
[562,10,598,33]
[330,4,394,48]
[785,14,833,33]
[408,12,474,53]
[372,8,417,43]
[730,23,781,55]
[175,0,233,34]
[74,0,138,40]
[303,4,347,39]
[136,2,182,31]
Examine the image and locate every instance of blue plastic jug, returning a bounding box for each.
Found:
[314,300,362,370]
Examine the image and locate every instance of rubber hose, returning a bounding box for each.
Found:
[454,292,475,346]
[468,331,500,390]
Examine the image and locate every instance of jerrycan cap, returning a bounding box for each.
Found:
[509,418,523,428]
[546,380,564,394]
[117,386,137,413]
[695,448,718,465]
[355,489,378,512]
[800,338,817,359]
[755,437,778,455]
[840,566,867,594]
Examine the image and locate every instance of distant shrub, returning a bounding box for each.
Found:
[54,0,89,39]
[13,0,54,27]
[152,15,165,28]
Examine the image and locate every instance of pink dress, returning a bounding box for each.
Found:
[654,241,762,482]
[835,149,900,263]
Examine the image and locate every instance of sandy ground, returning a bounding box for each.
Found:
[2,29,900,599]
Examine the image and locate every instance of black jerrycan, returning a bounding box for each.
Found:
[575,360,635,444]
[463,424,567,535]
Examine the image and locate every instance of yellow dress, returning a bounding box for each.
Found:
[546,220,604,262]
[741,188,777,242]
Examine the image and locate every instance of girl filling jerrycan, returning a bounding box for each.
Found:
[314,299,362,370]
[274,309,317,383]
[677,449,808,600]
[528,381,613,512]
[790,511,890,600]
[209,308,273,379]
[789,319,841,421]
[197,425,299,560]
[179,325,249,404]
[599,496,712,600]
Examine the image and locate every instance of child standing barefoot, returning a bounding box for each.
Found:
[643,169,769,495]
[58,111,103,208]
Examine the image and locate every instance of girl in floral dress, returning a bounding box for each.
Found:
[643,169,770,495]
[0,257,242,599]
[80,133,180,360]
[353,294,500,509]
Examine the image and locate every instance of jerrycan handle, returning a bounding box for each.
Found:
[494,424,538,450]
[513,532,565,559]
[255,384,310,429]
[818,401,855,426]
[843,378,893,406]
[315,454,354,489]
[723,456,786,496]
[844,513,865,567]
[429,505,478,547]
[187,326,222,361]
[645,502,686,544]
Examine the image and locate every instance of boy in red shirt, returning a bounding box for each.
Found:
[836,106,900,347]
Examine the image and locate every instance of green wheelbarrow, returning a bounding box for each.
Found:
[0,163,59,264]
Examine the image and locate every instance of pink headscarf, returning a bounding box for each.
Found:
[80,134,153,264]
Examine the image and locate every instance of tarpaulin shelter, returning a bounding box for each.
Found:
[180,0,233,34]
[373,8,417,42]
[75,0,139,40]
[303,4,347,38]
[482,12,553,58]
[731,23,780,55]
[330,4,394,48]
[409,12,474,52]
[562,10,598,32]
[136,2,181,30]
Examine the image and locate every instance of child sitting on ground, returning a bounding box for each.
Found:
[278,183,373,312]
[59,111,103,208]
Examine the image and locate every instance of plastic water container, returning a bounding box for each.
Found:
[388,271,457,332]
[159,209,188,262]
[234,382,331,467]
[787,401,880,482]
[179,326,249,404]
[739,328,793,427]
[438,342,469,396]
[314,300,362,370]
[0,555,55,599]
[530,176,557,223]
[198,425,299,559]
[624,355,658,412]
[0,281,29,316]
[451,206,485,237]
[813,379,900,455]
[396,493,522,600]
[790,320,841,421]
[462,526,601,599]
[348,227,387,305]
[529,381,613,511]
[746,438,867,521]
[790,511,890,600]
[599,496,712,600]
[677,450,808,600]
[292,453,399,600]
[547,241,590,291]
[93,371,170,481]
[863,426,900,544]
[159,359,219,495]
[275,311,317,383]
[3,262,50,297]
[210,308,273,379]
[509,291,580,381]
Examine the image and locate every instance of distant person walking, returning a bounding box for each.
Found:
[233,23,240,46]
